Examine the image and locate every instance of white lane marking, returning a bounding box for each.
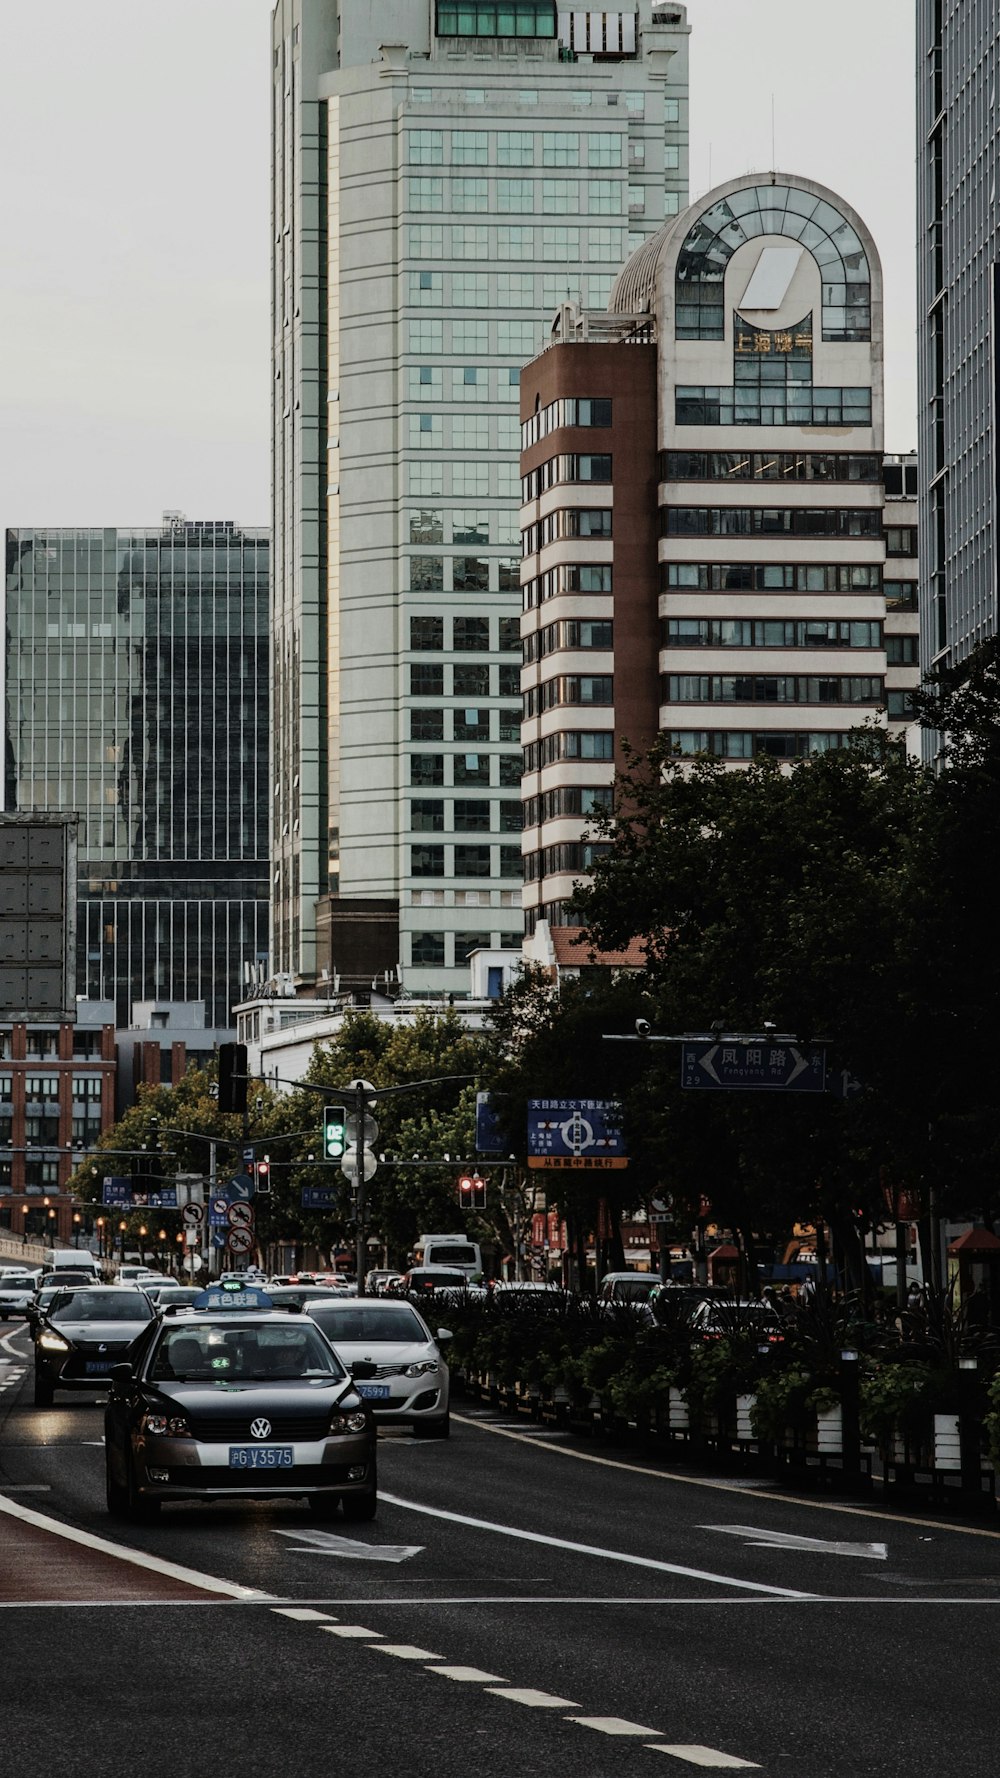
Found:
[568,1716,661,1736]
[486,1688,581,1709]
[646,1746,761,1769]
[703,1524,887,1561]
[0,1485,50,1492]
[273,1528,422,1562]
[319,1624,383,1639]
[426,1665,509,1683]
[452,1412,1000,1544]
[378,1492,816,1599]
[373,1644,445,1660]
[272,1607,338,1622]
[0,1492,273,1601]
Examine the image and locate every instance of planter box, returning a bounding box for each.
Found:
[816,1406,843,1454]
[933,1412,962,1472]
[668,1387,689,1433]
[736,1393,755,1443]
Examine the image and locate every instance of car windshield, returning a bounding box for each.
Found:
[0,1276,37,1289]
[311,1306,427,1342]
[50,1290,153,1322]
[150,1319,346,1382]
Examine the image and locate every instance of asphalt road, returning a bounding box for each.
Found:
[1,1320,998,1778]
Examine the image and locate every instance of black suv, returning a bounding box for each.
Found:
[34,1286,155,1406]
[103,1282,377,1523]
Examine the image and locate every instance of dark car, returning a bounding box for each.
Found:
[103,1282,377,1523]
[34,1287,156,1407]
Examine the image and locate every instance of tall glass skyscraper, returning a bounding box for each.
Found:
[917,0,1000,672]
[270,0,689,993]
[3,519,270,1027]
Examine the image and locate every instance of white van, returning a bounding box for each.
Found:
[414,1234,483,1280]
[44,1249,101,1278]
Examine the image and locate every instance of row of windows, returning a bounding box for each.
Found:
[524,674,614,716]
[412,843,523,879]
[523,730,614,771]
[669,731,864,760]
[409,318,541,355]
[412,929,522,968]
[521,508,613,555]
[522,564,612,608]
[661,619,883,650]
[407,223,629,263]
[409,556,519,595]
[523,619,613,663]
[412,707,521,742]
[411,269,621,310]
[522,455,612,500]
[0,1073,105,1102]
[410,615,520,652]
[410,511,519,547]
[660,451,883,484]
[411,752,522,788]
[435,3,558,41]
[675,387,873,427]
[524,841,611,882]
[662,507,883,540]
[661,562,883,592]
[521,398,612,451]
[408,88,660,116]
[408,457,520,501]
[410,412,520,450]
[409,363,520,395]
[661,675,885,705]
[410,664,521,697]
[524,785,614,826]
[409,176,628,213]
[408,124,652,168]
[411,797,523,833]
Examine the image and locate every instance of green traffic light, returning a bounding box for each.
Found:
[323,1106,347,1160]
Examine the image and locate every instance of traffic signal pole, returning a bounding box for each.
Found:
[355,1078,368,1296]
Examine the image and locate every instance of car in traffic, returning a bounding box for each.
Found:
[140,1278,186,1306]
[598,1271,659,1305]
[103,1280,377,1522]
[364,1269,403,1296]
[687,1298,785,1344]
[33,1286,156,1406]
[306,1297,451,1438]
[396,1265,472,1300]
[0,1272,43,1320]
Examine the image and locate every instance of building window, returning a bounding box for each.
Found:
[884,581,918,611]
[454,557,490,593]
[410,615,444,651]
[886,527,918,556]
[436,1,557,36]
[453,511,489,545]
[410,664,445,696]
[411,845,445,878]
[411,709,445,741]
[885,634,919,664]
[588,132,622,167]
[454,799,492,833]
[453,930,486,961]
[411,755,445,786]
[410,556,444,592]
[499,846,523,878]
[498,664,521,696]
[455,844,492,878]
[497,180,534,213]
[410,176,444,211]
[452,176,489,212]
[455,753,491,785]
[455,708,490,742]
[498,617,520,652]
[455,664,490,697]
[499,800,523,832]
[499,754,522,785]
[451,129,488,164]
[497,133,534,167]
[542,133,579,167]
[408,130,444,164]
[412,932,446,966]
[454,616,490,651]
[410,511,444,546]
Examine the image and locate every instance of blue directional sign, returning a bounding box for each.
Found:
[302,1186,338,1209]
[475,1092,507,1155]
[681,1042,827,1093]
[526,1099,627,1170]
[102,1176,133,1206]
[101,1176,178,1208]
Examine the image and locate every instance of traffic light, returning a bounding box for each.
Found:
[323,1105,347,1160]
[457,1172,486,1210]
[254,1156,271,1195]
[218,1042,248,1115]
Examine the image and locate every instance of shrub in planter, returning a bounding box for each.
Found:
[750,1367,840,1444]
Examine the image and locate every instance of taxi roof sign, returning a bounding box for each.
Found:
[191,1283,273,1312]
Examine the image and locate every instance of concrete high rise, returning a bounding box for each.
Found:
[270,0,689,995]
[519,175,920,930]
[3,520,270,1028]
[917,0,1000,671]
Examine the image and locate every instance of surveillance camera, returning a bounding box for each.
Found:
[635,1018,651,1038]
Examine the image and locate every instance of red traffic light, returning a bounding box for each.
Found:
[458,1175,475,1197]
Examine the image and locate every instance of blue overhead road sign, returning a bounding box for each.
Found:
[681,1042,827,1093]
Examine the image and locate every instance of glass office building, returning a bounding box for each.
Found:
[271,0,689,993]
[3,520,270,1027]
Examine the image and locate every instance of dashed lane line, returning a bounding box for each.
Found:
[568,1717,664,1737]
[320,1624,384,1639]
[646,1748,761,1769]
[422,1664,509,1684]
[486,1687,581,1709]
[373,1644,445,1660]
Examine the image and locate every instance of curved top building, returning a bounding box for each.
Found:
[519,174,917,935]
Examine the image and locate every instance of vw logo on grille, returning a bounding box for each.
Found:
[250,1418,272,1439]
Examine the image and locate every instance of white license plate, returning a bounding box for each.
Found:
[229,1446,293,1468]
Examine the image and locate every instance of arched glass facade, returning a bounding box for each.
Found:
[675,184,871,343]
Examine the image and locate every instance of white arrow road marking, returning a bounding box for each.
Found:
[702,1524,887,1560]
[273,1527,423,1563]
[380,1493,817,1597]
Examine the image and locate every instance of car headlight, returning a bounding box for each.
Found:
[329,1411,368,1435]
[404,1360,439,1377]
[38,1331,70,1352]
[141,1411,193,1439]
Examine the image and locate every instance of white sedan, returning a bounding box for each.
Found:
[306,1297,451,1438]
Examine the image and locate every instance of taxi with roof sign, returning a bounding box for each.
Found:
[103,1280,377,1523]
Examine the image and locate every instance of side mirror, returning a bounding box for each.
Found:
[436,1327,453,1343]
[351,1360,378,1379]
[110,1363,133,1394]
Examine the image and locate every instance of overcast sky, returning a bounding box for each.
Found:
[0,0,915,528]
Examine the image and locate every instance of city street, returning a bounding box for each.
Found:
[1,1321,996,1777]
